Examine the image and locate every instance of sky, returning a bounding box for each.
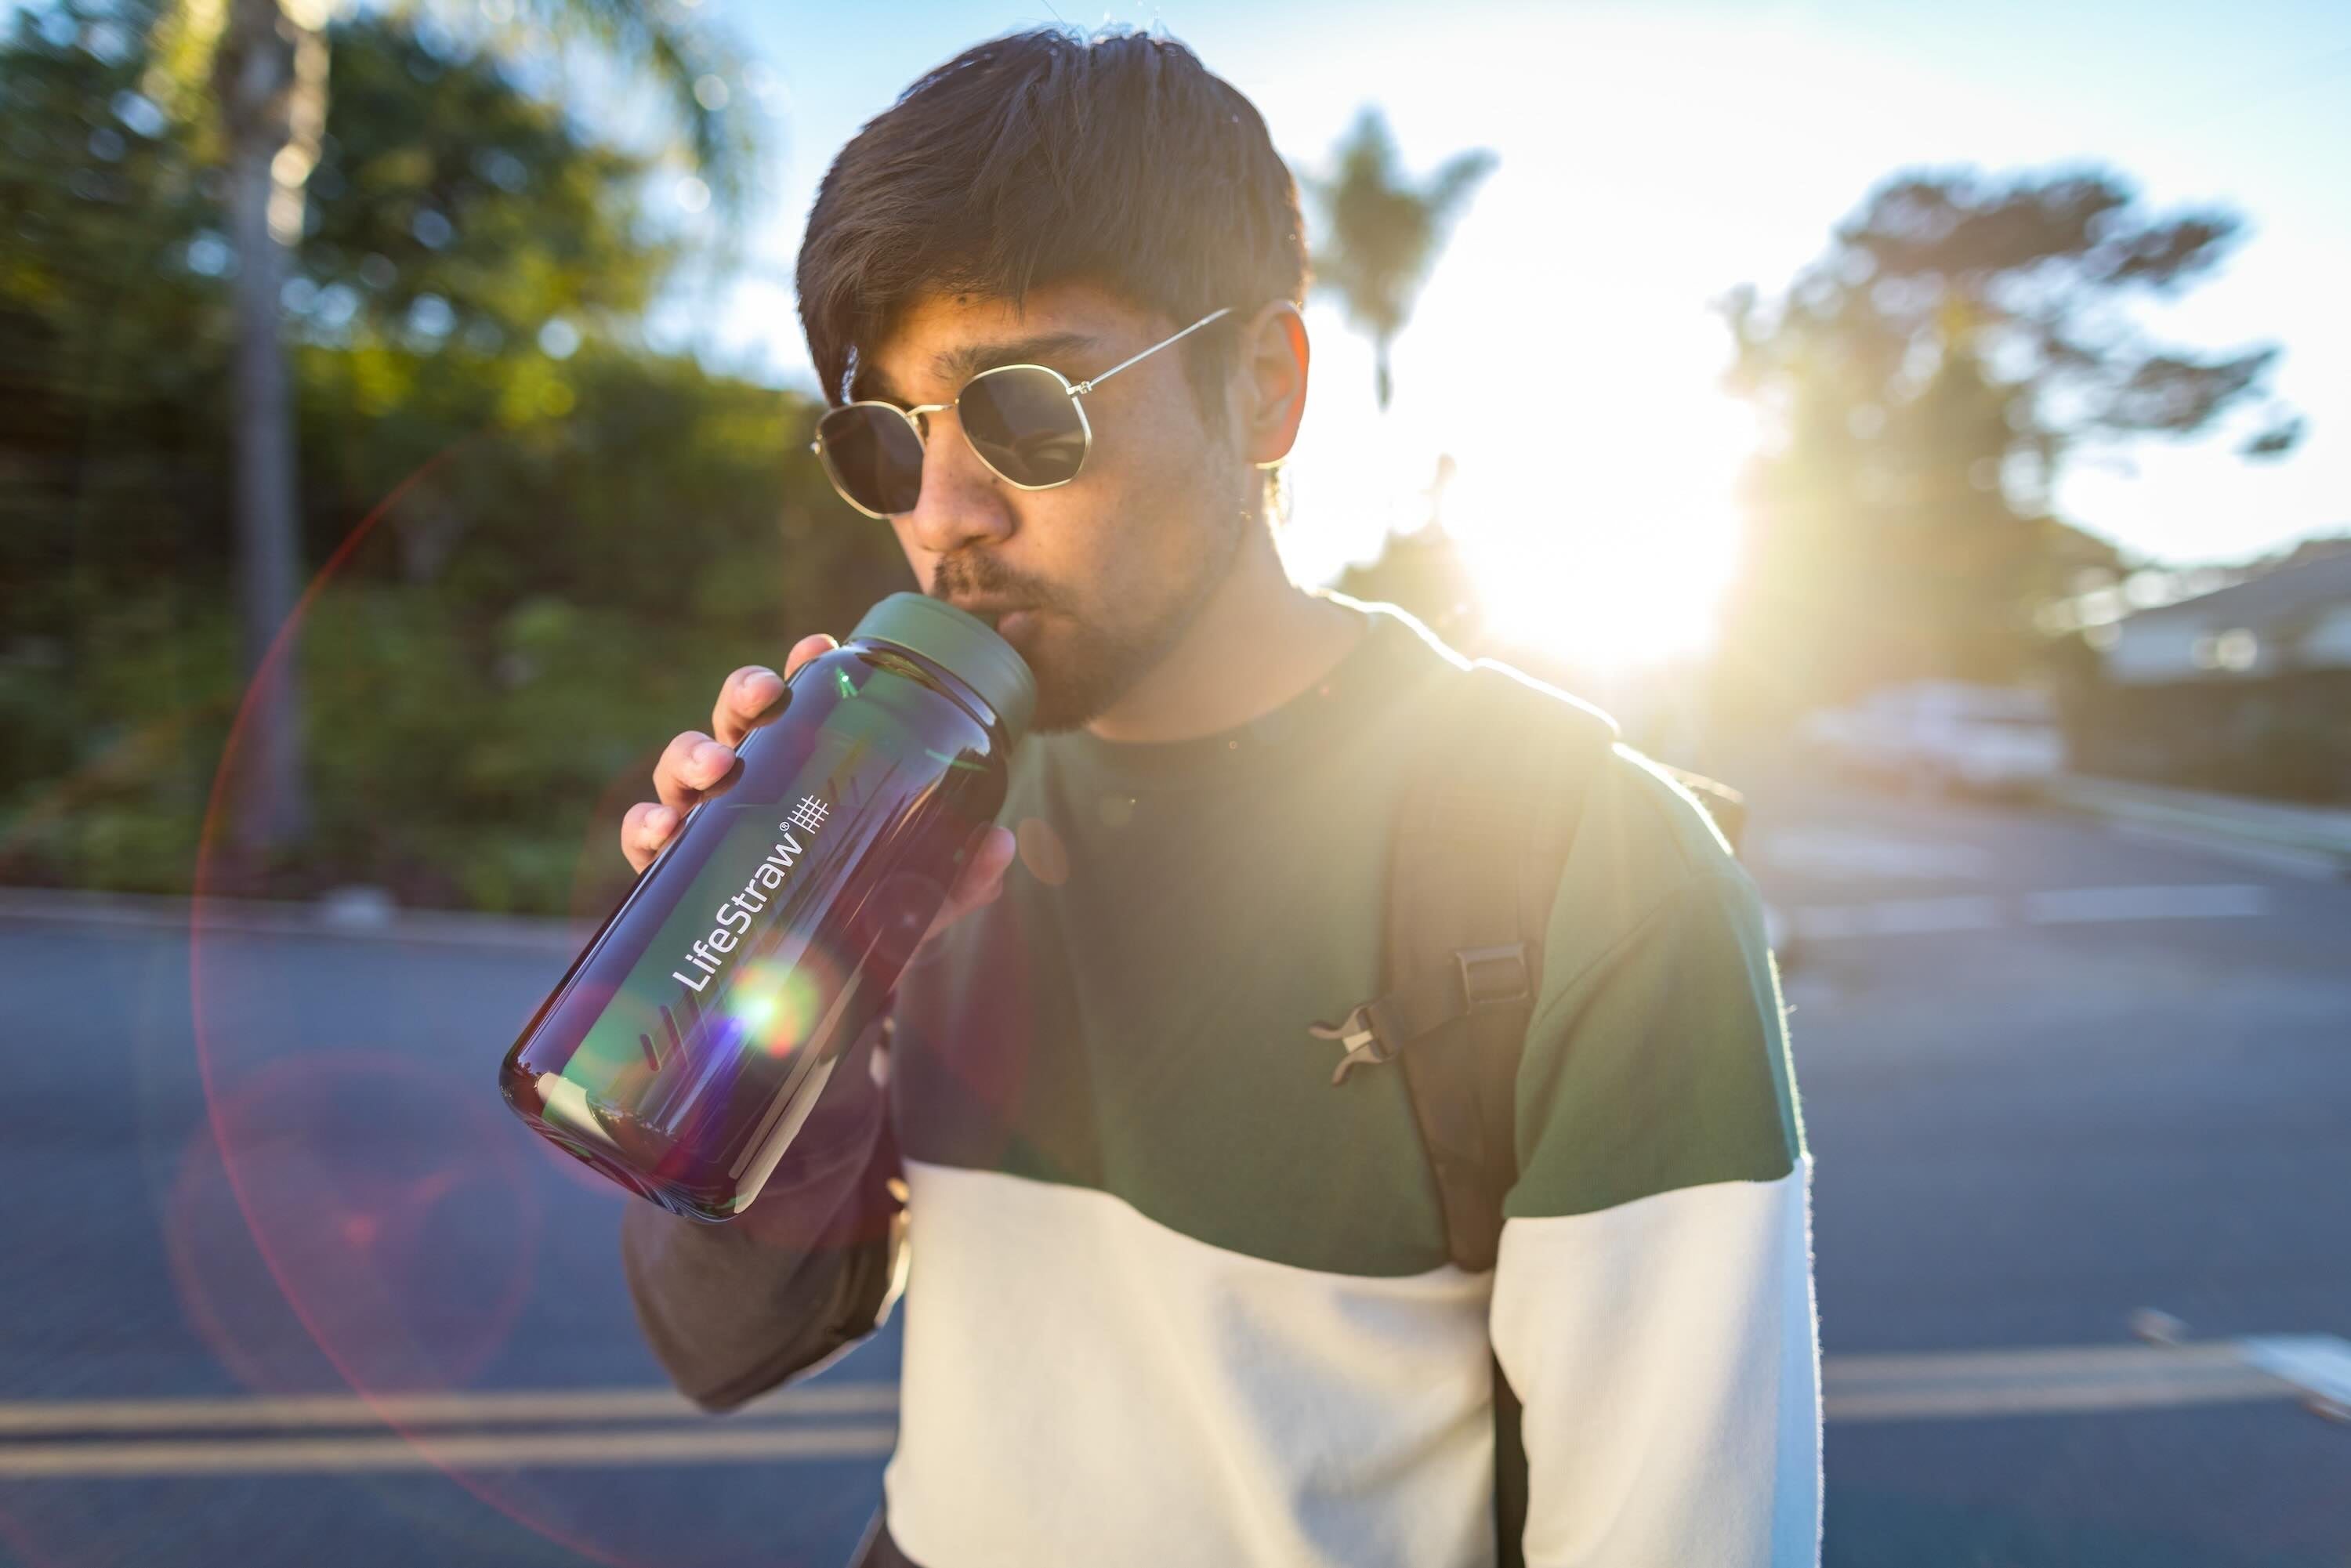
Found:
[633,0,2350,665]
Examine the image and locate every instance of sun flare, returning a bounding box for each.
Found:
[1289,300,1757,679]
[1443,399,1752,675]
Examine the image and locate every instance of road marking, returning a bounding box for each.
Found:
[5,1338,2346,1476]
[1821,1342,2292,1421]
[1791,884,2269,941]
[1791,896,2001,940]
[2107,821,2349,882]
[0,1382,895,1436]
[2021,883,2269,925]
[0,1425,900,1479]
[2241,1334,2351,1409]
[1755,827,1993,882]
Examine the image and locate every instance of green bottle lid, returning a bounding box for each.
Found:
[849,592,1038,741]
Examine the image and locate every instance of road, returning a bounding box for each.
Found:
[2,774,2347,1567]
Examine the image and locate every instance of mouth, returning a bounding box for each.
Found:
[948,599,1035,633]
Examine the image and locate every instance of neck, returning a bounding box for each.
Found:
[1083,525,1367,745]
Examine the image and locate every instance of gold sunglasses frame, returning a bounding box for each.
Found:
[810,306,1235,520]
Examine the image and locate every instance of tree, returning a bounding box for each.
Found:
[1304,109,1494,411]
[0,9,901,911]
[150,0,754,867]
[1714,165,2296,719]
[208,0,327,862]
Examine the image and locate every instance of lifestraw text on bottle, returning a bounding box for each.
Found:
[668,795,830,994]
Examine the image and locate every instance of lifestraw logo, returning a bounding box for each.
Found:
[669,795,828,994]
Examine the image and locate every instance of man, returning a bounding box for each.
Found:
[618,27,1817,1568]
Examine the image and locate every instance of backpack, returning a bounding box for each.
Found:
[1305,658,1746,1568]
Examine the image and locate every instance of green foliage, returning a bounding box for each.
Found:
[0,3,907,912]
[300,13,672,351]
[0,0,233,646]
[1304,109,1494,411]
[493,0,760,219]
[1713,165,2289,720]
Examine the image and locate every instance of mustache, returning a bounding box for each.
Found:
[927,553,1060,611]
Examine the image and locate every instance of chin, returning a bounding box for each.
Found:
[1027,668,1112,733]
[1019,621,1126,733]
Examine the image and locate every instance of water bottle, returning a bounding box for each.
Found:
[498,593,1034,1221]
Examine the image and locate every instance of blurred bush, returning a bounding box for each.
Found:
[1,2,908,914]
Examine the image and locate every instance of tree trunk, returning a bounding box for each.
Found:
[1375,337,1394,413]
[215,0,326,866]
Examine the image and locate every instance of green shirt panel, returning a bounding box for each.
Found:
[891,603,1462,1276]
[1505,751,1806,1223]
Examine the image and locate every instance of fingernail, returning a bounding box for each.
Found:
[694,741,731,773]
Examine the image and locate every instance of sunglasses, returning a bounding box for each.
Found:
[810,306,1234,519]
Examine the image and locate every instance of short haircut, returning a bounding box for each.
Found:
[797,27,1307,425]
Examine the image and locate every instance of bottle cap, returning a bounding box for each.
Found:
[849,592,1038,741]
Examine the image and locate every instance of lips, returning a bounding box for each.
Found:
[950,599,1033,632]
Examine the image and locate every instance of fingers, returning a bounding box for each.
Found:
[781,632,839,680]
[653,729,736,813]
[627,638,837,873]
[619,799,679,875]
[712,666,784,748]
[712,637,832,746]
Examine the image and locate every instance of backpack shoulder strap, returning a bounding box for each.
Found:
[1309,655,1735,1568]
[1389,662,1613,1568]
[1309,658,1618,1275]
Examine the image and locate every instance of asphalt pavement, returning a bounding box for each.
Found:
[3,770,2347,1567]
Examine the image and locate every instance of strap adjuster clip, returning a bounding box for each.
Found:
[1307,1001,1396,1086]
[1455,943,1531,1012]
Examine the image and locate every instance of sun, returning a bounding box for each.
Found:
[1284,273,1758,679]
[1441,393,1752,676]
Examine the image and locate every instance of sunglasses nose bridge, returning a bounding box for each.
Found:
[901,426,1023,558]
[904,399,953,444]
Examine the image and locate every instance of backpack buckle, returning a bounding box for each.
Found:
[1307,1000,1398,1086]
[1455,943,1531,1012]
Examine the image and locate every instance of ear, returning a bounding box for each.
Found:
[1234,301,1310,467]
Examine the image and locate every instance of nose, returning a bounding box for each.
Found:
[900,409,1016,558]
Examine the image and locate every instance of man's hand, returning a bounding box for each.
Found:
[618,633,1018,951]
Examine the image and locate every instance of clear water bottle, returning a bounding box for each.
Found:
[498,593,1034,1221]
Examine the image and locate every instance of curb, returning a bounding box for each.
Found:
[2038,775,2351,877]
[0,886,587,953]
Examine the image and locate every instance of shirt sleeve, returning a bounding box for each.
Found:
[1487,754,1820,1566]
[620,1015,908,1411]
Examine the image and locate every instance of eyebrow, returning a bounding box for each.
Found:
[853,331,1104,407]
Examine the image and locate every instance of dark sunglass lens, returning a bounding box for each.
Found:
[959,368,1089,487]
[817,406,924,515]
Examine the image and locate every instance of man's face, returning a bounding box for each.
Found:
[851,281,1252,731]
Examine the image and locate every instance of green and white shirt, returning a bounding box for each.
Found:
[625,596,1819,1567]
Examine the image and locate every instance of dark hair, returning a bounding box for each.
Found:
[797,28,1306,424]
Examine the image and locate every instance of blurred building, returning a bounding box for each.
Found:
[2078,541,2351,801]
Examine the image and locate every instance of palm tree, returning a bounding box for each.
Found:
[1305,109,1494,412]
[174,0,751,864]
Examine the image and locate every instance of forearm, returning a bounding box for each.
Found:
[621,1027,906,1410]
